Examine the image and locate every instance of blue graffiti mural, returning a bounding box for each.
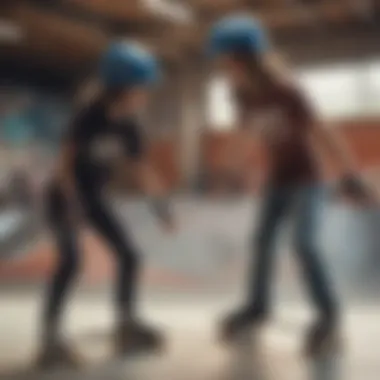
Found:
[0,88,70,148]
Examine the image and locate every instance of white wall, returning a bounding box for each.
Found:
[207,59,380,130]
[206,76,236,130]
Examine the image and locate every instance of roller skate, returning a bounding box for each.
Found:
[115,319,165,356]
[219,306,267,344]
[35,339,83,370]
[304,315,341,357]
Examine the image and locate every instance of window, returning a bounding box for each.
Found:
[207,60,380,126]
[366,61,380,115]
[207,76,237,131]
[299,64,361,119]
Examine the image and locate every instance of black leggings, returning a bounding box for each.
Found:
[44,183,139,337]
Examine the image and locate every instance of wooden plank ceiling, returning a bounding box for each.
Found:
[1,0,379,73]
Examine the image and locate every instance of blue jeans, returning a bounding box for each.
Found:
[248,185,338,318]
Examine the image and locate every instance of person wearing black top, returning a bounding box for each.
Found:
[38,42,174,368]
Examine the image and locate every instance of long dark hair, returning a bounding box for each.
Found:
[233,50,294,91]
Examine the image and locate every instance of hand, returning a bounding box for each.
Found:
[149,197,176,232]
[161,217,177,234]
[336,174,378,206]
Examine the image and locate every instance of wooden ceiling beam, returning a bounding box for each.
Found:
[0,3,184,71]
[2,4,108,66]
[178,1,378,52]
[66,0,190,25]
[66,0,149,21]
[186,0,372,24]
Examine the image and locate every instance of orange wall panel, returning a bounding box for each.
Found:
[201,121,380,177]
[142,121,380,190]
[148,138,180,188]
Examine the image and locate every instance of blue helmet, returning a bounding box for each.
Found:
[100,41,161,89]
[207,15,269,58]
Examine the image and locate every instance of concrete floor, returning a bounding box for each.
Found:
[0,290,379,380]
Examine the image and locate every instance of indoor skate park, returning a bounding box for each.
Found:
[1,1,380,380]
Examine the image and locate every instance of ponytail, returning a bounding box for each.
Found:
[260,51,294,88]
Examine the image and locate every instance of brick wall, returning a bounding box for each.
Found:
[143,119,380,189]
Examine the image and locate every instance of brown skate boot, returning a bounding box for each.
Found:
[35,340,83,370]
[219,307,267,344]
[304,316,342,357]
[115,319,165,356]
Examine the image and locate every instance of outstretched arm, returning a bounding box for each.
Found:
[309,120,357,176]
[296,91,377,202]
[123,123,174,227]
[133,160,174,227]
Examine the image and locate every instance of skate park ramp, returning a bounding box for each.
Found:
[0,290,380,380]
[0,206,42,261]
[1,198,380,380]
[1,197,380,299]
